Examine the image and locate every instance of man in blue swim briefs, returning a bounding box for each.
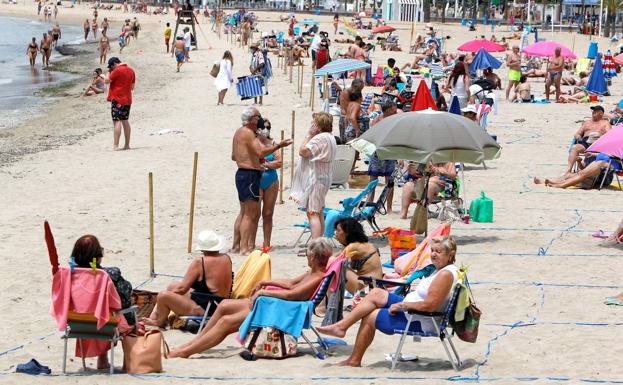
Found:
[231,107,293,255]
[545,46,564,101]
[172,35,185,72]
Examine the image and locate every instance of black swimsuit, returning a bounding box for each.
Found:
[349,248,379,272]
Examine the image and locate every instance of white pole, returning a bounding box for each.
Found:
[598,0,604,37]
[454,0,457,18]
[527,0,531,24]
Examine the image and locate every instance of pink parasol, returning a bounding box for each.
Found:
[522,41,576,59]
[45,220,59,275]
[614,53,623,66]
[586,124,623,160]
[457,39,506,53]
[372,25,395,34]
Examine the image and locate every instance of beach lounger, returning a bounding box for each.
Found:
[390,282,463,371]
[331,145,356,188]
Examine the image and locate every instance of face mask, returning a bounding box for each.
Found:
[255,116,264,130]
[259,128,270,138]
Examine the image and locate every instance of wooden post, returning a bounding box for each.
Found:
[187,152,198,254]
[323,75,328,108]
[148,172,155,277]
[297,60,301,92]
[310,72,315,110]
[289,50,294,83]
[290,111,295,189]
[279,130,285,204]
[284,47,289,75]
[299,63,304,97]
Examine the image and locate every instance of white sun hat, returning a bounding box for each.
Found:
[194,230,226,252]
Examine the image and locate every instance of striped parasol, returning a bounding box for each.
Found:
[314,59,371,77]
[341,22,359,37]
[603,50,617,79]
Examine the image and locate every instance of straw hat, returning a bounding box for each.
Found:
[194,230,226,252]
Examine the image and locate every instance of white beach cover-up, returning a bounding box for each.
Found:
[214,59,233,92]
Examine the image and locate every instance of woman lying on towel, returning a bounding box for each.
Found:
[332,217,383,294]
[317,236,459,367]
[141,230,232,328]
[168,238,333,358]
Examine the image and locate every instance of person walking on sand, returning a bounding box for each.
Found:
[505,45,521,100]
[231,107,293,255]
[53,4,58,19]
[164,22,172,53]
[172,35,186,72]
[183,27,192,62]
[105,57,135,151]
[545,47,564,101]
[215,50,233,105]
[27,37,38,68]
[40,33,51,68]
[92,18,98,40]
[37,0,42,16]
[118,32,126,53]
[83,19,90,41]
[99,32,110,65]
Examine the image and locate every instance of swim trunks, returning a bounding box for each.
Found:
[175,50,184,63]
[52,33,59,41]
[111,100,131,121]
[549,71,562,80]
[235,168,261,202]
[118,36,125,47]
[508,69,521,82]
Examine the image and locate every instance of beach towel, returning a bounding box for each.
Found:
[390,223,451,278]
[322,259,347,326]
[232,249,271,299]
[238,296,313,340]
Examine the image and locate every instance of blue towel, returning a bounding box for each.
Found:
[238,296,313,340]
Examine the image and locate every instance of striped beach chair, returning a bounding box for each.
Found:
[236,75,265,100]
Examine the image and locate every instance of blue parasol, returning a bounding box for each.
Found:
[586,53,608,95]
[468,48,502,72]
[449,96,461,115]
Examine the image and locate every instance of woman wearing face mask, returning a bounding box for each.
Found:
[258,118,281,248]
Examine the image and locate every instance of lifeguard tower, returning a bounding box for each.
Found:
[173,9,198,49]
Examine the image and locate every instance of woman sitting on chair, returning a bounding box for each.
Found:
[317,236,459,367]
[331,218,383,294]
[400,162,457,219]
[141,230,232,328]
[168,237,333,358]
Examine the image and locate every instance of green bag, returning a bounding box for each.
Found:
[468,191,493,223]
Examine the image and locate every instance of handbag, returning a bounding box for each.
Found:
[243,327,298,359]
[450,278,481,343]
[122,329,169,374]
[210,61,220,77]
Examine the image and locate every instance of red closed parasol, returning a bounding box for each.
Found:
[372,25,396,34]
[411,81,438,111]
[45,220,59,275]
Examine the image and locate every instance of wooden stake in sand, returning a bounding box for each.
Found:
[290,111,296,188]
[310,72,315,111]
[148,172,155,277]
[289,50,294,84]
[187,152,198,253]
[279,130,285,204]
[299,63,304,97]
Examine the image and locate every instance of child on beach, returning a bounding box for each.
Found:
[118,32,126,53]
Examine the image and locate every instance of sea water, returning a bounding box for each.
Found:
[0,16,84,129]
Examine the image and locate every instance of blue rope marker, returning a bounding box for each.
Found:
[538,209,582,256]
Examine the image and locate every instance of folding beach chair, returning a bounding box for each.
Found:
[596,157,623,190]
[241,257,344,360]
[428,63,446,80]
[352,171,397,232]
[293,180,379,247]
[331,145,357,189]
[390,282,463,371]
[372,66,385,86]
[51,268,137,375]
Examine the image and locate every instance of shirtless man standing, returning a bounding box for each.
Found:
[99,32,110,64]
[52,23,62,48]
[172,35,185,72]
[40,33,51,68]
[545,47,564,101]
[346,36,363,58]
[231,107,293,255]
[566,105,611,175]
[506,45,521,100]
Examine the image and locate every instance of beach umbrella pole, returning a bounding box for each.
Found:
[279,130,285,204]
[290,111,296,188]
[187,152,198,253]
[148,172,155,277]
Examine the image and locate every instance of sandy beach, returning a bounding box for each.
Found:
[0,2,622,384]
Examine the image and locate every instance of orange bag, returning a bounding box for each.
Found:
[373,227,417,262]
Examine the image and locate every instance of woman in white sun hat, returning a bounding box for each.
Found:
[141,230,233,328]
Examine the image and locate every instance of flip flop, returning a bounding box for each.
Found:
[382,260,395,269]
[592,230,610,239]
[605,297,623,306]
[16,359,51,375]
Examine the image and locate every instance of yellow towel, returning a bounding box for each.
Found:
[575,58,591,74]
[232,250,272,299]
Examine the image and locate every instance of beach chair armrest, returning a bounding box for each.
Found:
[358,275,408,289]
[406,309,444,317]
[116,305,138,316]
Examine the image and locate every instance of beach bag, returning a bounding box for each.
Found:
[373,227,416,263]
[122,329,169,374]
[468,191,493,223]
[451,278,481,343]
[130,289,158,320]
[210,61,220,77]
[243,327,298,359]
